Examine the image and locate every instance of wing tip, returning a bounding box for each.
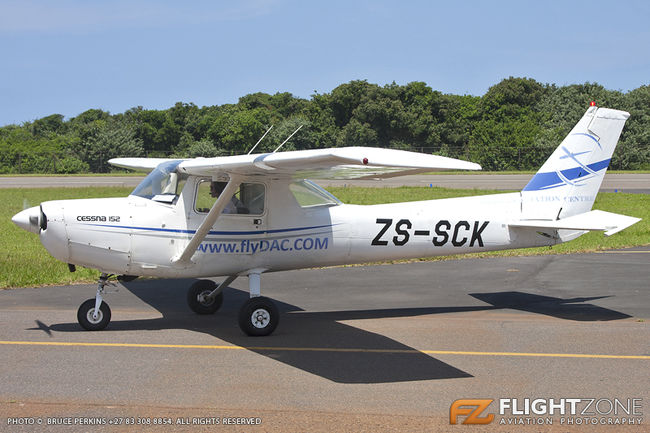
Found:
[107,158,132,169]
[108,157,177,172]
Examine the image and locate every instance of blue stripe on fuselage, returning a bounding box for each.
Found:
[81,223,337,236]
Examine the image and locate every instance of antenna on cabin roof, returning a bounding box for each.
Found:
[273,124,303,153]
[247,125,274,155]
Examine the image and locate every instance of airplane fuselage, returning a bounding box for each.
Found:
[34,176,563,279]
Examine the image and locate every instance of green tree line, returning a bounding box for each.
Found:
[1,77,648,173]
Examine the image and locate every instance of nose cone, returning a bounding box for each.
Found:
[12,206,42,234]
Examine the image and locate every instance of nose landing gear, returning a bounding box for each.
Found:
[77,298,111,331]
[77,273,115,331]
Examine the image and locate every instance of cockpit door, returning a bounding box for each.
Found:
[186,177,268,255]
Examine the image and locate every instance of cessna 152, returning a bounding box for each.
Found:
[12,106,640,336]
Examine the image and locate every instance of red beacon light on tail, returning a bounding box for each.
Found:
[590,101,597,107]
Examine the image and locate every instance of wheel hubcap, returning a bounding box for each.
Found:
[251,308,270,329]
[86,308,103,324]
[198,290,214,306]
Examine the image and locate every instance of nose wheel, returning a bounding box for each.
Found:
[77,299,111,331]
[77,273,114,331]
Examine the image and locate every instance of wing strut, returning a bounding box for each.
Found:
[172,176,242,265]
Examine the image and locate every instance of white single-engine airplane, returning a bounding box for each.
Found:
[12,106,640,336]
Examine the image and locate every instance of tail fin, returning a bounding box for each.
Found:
[521,106,630,220]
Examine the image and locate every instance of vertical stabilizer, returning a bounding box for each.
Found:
[521,106,629,220]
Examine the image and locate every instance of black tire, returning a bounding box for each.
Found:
[238,296,279,336]
[187,280,223,315]
[77,299,111,331]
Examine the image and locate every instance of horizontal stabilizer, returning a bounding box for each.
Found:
[510,210,640,236]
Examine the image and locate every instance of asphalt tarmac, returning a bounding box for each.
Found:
[1,173,649,193]
[1,247,648,432]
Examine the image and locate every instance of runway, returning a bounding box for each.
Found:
[1,173,649,193]
[1,247,648,431]
[318,173,650,194]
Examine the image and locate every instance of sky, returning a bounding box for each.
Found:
[1,0,648,126]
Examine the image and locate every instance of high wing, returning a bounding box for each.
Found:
[179,147,481,179]
[109,147,480,179]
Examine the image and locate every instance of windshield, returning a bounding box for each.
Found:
[131,160,186,203]
[290,180,341,207]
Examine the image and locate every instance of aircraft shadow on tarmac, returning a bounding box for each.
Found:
[39,280,630,384]
[469,291,631,321]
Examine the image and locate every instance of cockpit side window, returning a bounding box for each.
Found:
[131,160,186,203]
[195,179,265,215]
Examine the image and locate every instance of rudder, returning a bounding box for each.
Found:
[521,106,630,220]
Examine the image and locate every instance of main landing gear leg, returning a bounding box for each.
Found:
[238,271,279,336]
[77,273,114,331]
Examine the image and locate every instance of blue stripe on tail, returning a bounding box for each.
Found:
[522,158,611,191]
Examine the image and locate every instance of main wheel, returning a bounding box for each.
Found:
[77,299,111,331]
[238,296,279,336]
[187,280,223,315]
